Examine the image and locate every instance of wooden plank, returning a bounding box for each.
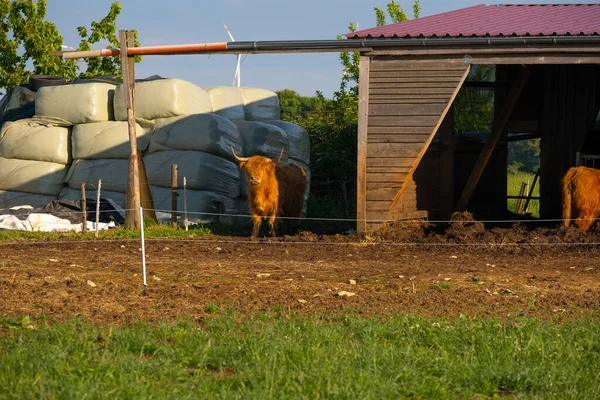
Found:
[368,115,441,127]
[370,76,466,83]
[455,65,532,212]
[368,126,432,134]
[367,166,413,173]
[367,157,415,167]
[369,45,600,57]
[369,98,449,104]
[387,64,471,216]
[369,103,447,116]
[369,53,600,65]
[367,172,410,183]
[368,188,418,202]
[368,134,431,143]
[370,81,461,89]
[367,146,421,158]
[370,94,453,101]
[366,210,429,223]
[371,61,465,71]
[370,70,467,78]
[370,87,456,95]
[356,55,370,233]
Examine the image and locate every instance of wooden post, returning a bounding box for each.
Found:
[120,29,141,230]
[183,177,189,231]
[523,168,540,213]
[137,149,157,222]
[171,164,178,229]
[439,105,455,217]
[356,55,370,233]
[455,65,532,212]
[81,182,87,233]
[95,179,101,238]
[515,182,528,214]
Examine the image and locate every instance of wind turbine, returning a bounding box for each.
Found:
[224,24,241,87]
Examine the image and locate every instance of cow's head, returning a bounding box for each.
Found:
[232,147,284,186]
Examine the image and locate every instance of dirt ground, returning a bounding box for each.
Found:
[1,216,599,325]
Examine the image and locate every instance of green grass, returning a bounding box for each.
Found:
[1,313,599,399]
[507,171,540,217]
[0,220,212,241]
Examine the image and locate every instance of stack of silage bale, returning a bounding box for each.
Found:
[115,79,241,223]
[0,118,71,209]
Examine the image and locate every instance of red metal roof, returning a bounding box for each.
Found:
[345,4,600,38]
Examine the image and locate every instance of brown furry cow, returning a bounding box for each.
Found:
[232,147,307,237]
[562,166,600,231]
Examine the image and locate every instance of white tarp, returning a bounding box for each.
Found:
[0,157,68,196]
[148,113,242,160]
[144,150,240,197]
[113,79,213,121]
[35,82,116,124]
[4,86,37,113]
[65,159,129,193]
[203,87,245,120]
[0,212,116,232]
[72,120,154,160]
[239,87,281,121]
[0,119,71,164]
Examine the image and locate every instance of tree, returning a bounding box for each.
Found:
[0,0,139,93]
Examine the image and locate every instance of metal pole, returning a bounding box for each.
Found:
[95,179,102,238]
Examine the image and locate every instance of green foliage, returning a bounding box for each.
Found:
[276,89,327,119]
[454,65,496,133]
[508,138,540,174]
[1,315,599,398]
[0,1,140,92]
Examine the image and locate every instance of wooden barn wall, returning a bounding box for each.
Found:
[364,57,469,227]
[539,65,600,219]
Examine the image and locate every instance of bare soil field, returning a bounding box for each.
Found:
[1,219,599,325]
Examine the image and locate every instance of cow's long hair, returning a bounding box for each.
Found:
[562,166,600,231]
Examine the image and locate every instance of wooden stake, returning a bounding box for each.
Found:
[121,29,141,230]
[171,164,178,229]
[183,176,189,231]
[137,149,157,222]
[81,182,87,233]
[515,182,528,214]
[95,179,101,238]
[523,168,540,213]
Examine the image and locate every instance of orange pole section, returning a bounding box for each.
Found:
[61,42,229,59]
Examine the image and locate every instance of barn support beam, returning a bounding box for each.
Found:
[455,65,532,212]
[356,55,370,232]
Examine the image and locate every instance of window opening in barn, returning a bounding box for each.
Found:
[453,65,495,143]
[507,136,540,217]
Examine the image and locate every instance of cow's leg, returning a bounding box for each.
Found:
[251,215,262,237]
[576,213,594,232]
[268,214,277,237]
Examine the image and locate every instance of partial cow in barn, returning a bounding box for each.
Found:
[562,166,600,231]
[232,147,307,237]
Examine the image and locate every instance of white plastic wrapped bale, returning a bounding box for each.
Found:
[0,190,57,210]
[113,79,213,121]
[233,121,289,159]
[148,113,242,161]
[150,185,237,224]
[263,120,310,165]
[65,159,129,193]
[239,87,281,121]
[72,121,154,160]
[0,119,71,164]
[58,187,127,209]
[144,150,240,198]
[4,86,37,112]
[203,87,245,120]
[35,82,116,124]
[0,157,68,196]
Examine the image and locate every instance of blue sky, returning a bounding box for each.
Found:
[45,0,585,98]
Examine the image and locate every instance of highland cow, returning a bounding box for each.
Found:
[562,166,600,231]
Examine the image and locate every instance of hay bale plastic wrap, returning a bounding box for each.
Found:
[35,82,116,124]
[58,187,126,210]
[263,120,310,165]
[0,157,68,196]
[0,119,71,164]
[65,159,129,193]
[203,87,245,120]
[0,190,57,210]
[72,120,154,160]
[150,185,236,224]
[239,88,281,120]
[114,79,212,121]
[233,121,289,159]
[149,113,242,160]
[144,150,239,198]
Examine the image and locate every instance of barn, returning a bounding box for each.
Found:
[345,4,600,232]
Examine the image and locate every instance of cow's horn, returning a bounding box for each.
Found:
[231,147,249,162]
[274,148,284,163]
